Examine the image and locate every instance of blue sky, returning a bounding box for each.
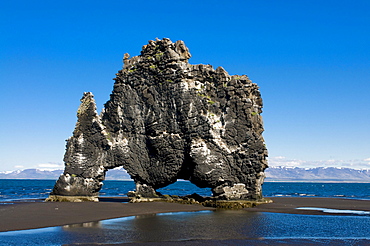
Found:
[1,0,369,171]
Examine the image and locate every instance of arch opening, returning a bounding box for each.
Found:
[157,180,212,197]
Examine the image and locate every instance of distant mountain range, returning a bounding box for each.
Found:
[0,169,63,180]
[265,166,370,182]
[0,166,369,182]
[0,168,132,180]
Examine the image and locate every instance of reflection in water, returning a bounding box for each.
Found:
[63,221,102,229]
[121,210,264,242]
[134,213,157,219]
[0,210,370,245]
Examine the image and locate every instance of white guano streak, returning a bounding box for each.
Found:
[206,111,232,153]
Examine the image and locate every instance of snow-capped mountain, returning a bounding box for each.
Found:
[0,168,132,180]
[0,169,63,179]
[1,166,369,182]
[265,166,370,182]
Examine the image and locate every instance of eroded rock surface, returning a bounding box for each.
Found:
[48,38,268,202]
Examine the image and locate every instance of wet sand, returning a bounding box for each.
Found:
[244,197,370,215]
[0,198,214,232]
[1,197,369,232]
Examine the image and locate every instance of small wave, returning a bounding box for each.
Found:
[297,207,370,216]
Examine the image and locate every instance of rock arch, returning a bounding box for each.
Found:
[47,38,268,202]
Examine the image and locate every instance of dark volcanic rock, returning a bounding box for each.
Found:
[48,38,268,202]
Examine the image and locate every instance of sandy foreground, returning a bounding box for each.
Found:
[245,197,370,215]
[0,197,369,232]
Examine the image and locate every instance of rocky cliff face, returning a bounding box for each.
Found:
[48,38,268,202]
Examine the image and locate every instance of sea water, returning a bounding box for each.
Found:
[0,179,369,202]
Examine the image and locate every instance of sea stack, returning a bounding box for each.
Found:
[47,38,268,203]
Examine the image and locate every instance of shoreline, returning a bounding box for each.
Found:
[244,197,370,215]
[0,197,369,232]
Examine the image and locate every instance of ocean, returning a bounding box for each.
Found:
[0,179,369,202]
[0,180,369,245]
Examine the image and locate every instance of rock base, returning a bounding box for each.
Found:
[129,193,273,209]
[202,199,273,209]
[45,193,272,208]
[45,195,99,202]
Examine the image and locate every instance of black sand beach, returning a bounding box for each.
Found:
[0,199,213,232]
[1,197,369,232]
[1,198,370,245]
